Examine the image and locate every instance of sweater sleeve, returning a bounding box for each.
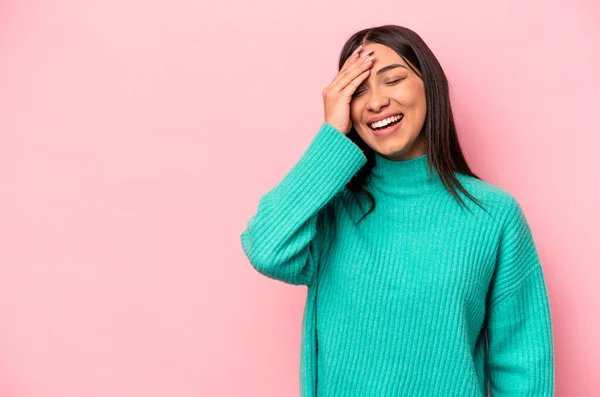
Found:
[484,196,555,396]
[240,122,367,286]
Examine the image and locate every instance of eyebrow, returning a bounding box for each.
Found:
[376,64,408,75]
[355,63,409,91]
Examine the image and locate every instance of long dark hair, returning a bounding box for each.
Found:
[340,25,488,223]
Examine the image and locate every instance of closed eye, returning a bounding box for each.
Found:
[353,78,404,98]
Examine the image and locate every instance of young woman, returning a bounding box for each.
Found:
[241,25,554,397]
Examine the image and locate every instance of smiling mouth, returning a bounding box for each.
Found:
[368,114,404,131]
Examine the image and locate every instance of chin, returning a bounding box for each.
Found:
[379,135,424,157]
[377,136,413,153]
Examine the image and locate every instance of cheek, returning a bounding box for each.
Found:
[400,88,426,122]
[417,92,427,117]
[399,83,423,107]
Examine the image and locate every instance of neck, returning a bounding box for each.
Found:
[368,152,442,197]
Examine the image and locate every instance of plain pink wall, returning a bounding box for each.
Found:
[0,0,598,396]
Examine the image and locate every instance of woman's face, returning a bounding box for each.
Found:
[350,43,427,160]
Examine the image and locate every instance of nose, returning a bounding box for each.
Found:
[366,88,390,113]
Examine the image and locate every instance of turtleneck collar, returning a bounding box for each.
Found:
[368,152,442,197]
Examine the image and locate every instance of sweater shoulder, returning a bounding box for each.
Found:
[454,172,525,227]
[455,172,519,206]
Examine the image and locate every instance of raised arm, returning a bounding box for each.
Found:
[241,45,376,286]
[240,122,366,286]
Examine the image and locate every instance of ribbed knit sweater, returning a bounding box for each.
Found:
[240,122,555,397]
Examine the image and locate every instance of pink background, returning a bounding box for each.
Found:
[0,0,598,396]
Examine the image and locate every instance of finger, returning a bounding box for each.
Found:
[330,50,374,89]
[343,68,371,98]
[329,48,372,88]
[339,45,363,73]
[330,55,374,93]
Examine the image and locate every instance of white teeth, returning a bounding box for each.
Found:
[369,114,403,129]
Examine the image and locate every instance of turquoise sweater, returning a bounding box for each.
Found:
[241,122,555,397]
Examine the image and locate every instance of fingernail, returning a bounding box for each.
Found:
[352,45,363,56]
[364,55,375,63]
[361,49,374,58]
